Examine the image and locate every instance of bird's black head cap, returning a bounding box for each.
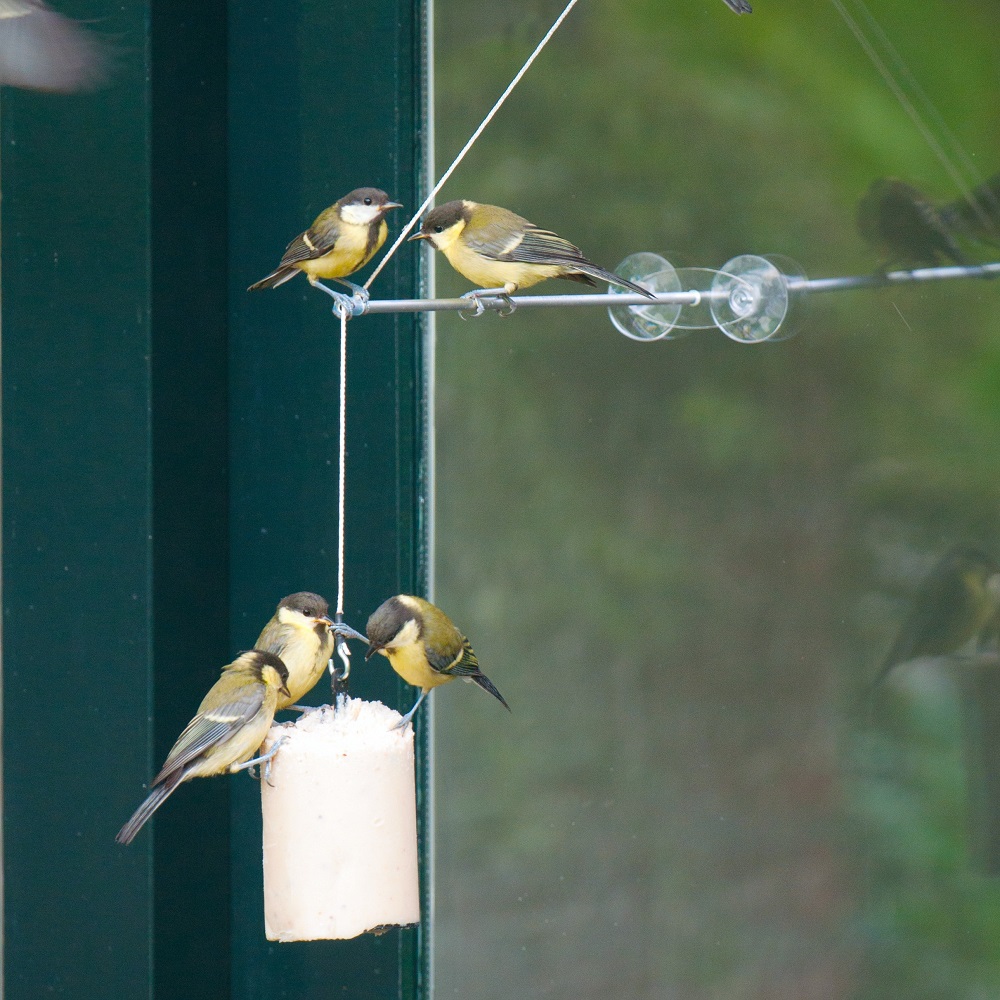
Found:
[233,649,290,686]
[341,187,393,210]
[419,201,469,236]
[366,595,421,658]
[277,591,330,618]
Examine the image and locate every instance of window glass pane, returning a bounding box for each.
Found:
[432,2,1000,997]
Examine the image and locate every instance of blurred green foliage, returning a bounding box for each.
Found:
[428,2,1000,997]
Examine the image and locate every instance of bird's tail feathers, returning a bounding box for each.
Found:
[472,672,511,712]
[247,266,298,292]
[575,263,656,299]
[115,771,185,845]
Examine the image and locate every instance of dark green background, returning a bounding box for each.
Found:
[2,0,428,998]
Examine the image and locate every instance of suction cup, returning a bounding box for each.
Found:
[608,253,684,341]
[710,255,791,343]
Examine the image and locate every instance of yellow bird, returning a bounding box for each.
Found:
[366,594,510,728]
[248,187,402,295]
[409,199,656,298]
[116,650,290,845]
[253,591,366,710]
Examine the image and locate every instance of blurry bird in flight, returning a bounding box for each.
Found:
[0,0,106,92]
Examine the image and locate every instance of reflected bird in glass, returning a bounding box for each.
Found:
[857,177,967,270]
[870,546,1000,691]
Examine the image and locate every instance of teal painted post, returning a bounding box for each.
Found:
[228,1,429,998]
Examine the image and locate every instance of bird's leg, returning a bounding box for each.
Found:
[331,622,369,645]
[459,286,516,319]
[308,276,369,317]
[330,277,368,297]
[392,689,428,731]
[234,735,288,786]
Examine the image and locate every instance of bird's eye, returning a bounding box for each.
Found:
[364,197,373,205]
[433,224,443,233]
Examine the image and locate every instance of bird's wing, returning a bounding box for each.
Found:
[255,620,291,658]
[278,218,342,266]
[507,227,596,267]
[427,636,481,678]
[910,198,966,264]
[472,221,589,267]
[155,683,267,781]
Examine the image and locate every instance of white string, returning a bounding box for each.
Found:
[329,0,578,682]
[830,0,977,210]
[363,0,580,292]
[336,304,347,616]
[334,302,351,681]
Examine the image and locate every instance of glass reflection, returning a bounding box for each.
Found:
[431,2,1000,997]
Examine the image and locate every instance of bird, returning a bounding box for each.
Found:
[856,178,966,269]
[0,0,107,93]
[870,547,1000,691]
[408,199,656,299]
[248,188,402,301]
[253,591,366,710]
[721,0,752,12]
[365,594,510,728]
[116,650,290,845]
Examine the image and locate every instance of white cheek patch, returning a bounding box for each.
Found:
[394,618,420,647]
[340,203,382,226]
[277,606,311,627]
[428,222,463,252]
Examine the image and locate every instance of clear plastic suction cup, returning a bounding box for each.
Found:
[608,253,684,341]
[758,255,808,342]
[710,255,791,343]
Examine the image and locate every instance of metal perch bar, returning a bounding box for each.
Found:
[356,260,1000,317]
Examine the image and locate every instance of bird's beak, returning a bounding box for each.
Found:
[279,681,291,699]
[365,644,383,662]
[318,614,335,628]
[384,202,404,211]
[408,231,430,242]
